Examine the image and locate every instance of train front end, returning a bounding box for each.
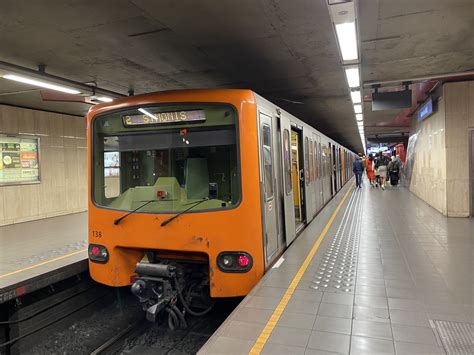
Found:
[86,90,263,323]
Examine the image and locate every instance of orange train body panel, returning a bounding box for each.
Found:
[87,89,264,298]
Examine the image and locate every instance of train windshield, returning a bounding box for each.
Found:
[92,104,240,213]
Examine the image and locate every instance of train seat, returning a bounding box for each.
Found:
[185,158,209,200]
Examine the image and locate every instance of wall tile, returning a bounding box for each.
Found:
[444,82,473,216]
[0,105,87,226]
[409,94,447,214]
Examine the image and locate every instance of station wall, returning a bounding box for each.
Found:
[444,81,474,217]
[408,95,447,215]
[0,105,87,226]
[408,81,474,217]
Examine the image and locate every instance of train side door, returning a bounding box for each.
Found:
[259,112,279,261]
[291,127,306,232]
[329,143,334,196]
[279,115,296,245]
[303,131,314,221]
[470,130,474,216]
[313,133,323,213]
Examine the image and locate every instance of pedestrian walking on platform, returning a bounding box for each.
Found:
[366,155,376,186]
[353,154,364,188]
[376,152,389,190]
[388,155,401,186]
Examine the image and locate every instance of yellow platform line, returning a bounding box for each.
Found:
[0,248,87,280]
[249,185,354,354]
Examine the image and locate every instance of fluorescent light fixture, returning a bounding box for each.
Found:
[96,96,113,102]
[335,22,358,61]
[354,104,362,114]
[351,90,361,104]
[356,113,363,121]
[138,108,157,119]
[345,67,360,88]
[3,74,81,95]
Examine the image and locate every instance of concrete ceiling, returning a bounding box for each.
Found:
[359,0,474,144]
[0,0,473,152]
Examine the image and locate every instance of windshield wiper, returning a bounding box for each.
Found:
[114,200,157,225]
[160,198,209,227]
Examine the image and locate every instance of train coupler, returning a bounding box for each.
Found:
[131,261,187,329]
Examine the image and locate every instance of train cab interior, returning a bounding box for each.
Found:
[96,104,241,213]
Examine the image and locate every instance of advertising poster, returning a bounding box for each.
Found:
[0,135,40,185]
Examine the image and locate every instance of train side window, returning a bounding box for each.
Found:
[283,129,292,194]
[309,140,314,182]
[304,137,309,185]
[262,124,274,200]
[315,143,320,180]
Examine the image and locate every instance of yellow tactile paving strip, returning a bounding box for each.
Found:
[249,184,354,354]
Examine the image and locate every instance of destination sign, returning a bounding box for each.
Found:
[123,109,206,126]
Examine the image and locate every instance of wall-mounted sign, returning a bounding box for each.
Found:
[0,135,40,185]
[416,97,434,122]
[123,110,206,126]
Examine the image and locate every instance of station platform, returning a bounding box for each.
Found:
[0,213,88,303]
[199,182,473,355]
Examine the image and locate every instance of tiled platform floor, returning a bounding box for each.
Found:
[200,183,473,354]
[0,212,87,290]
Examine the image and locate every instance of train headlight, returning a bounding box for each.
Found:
[222,255,234,267]
[217,252,252,273]
[88,244,109,263]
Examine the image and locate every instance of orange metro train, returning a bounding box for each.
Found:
[87,89,355,326]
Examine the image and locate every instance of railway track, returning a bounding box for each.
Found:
[1,269,240,355]
[90,320,147,355]
[88,299,241,355]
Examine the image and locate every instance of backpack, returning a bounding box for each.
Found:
[392,160,400,173]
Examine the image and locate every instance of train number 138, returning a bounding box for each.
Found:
[92,230,103,238]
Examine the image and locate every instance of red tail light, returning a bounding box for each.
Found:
[217,252,253,273]
[90,246,101,256]
[237,255,250,267]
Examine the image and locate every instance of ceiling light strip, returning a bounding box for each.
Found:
[345,67,360,88]
[3,74,81,95]
[335,22,358,61]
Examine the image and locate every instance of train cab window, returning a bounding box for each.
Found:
[283,129,292,194]
[262,124,274,200]
[92,104,241,213]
